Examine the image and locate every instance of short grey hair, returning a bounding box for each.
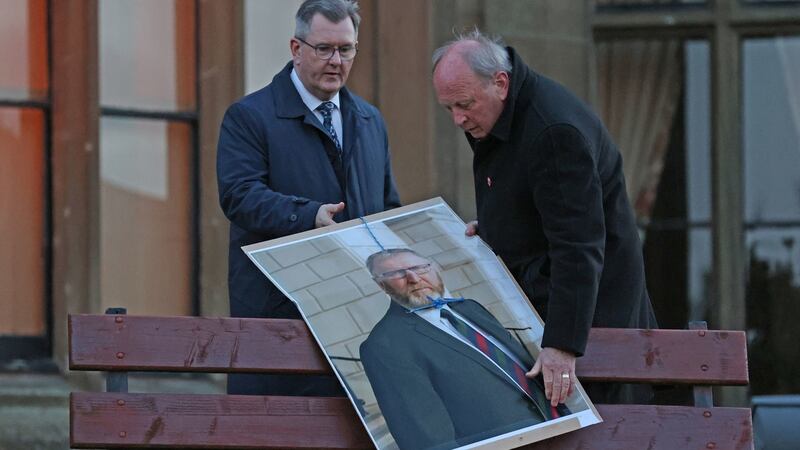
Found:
[295,0,361,39]
[366,248,428,277]
[432,29,511,81]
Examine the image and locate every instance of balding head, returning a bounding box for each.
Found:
[432,31,510,140]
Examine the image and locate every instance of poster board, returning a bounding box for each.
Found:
[243,198,601,450]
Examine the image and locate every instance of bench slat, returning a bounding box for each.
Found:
[70,392,373,449]
[69,314,330,374]
[530,404,754,450]
[70,394,752,450]
[578,328,749,385]
[69,314,749,384]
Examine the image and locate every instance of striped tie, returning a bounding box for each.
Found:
[316,101,341,152]
[439,308,561,420]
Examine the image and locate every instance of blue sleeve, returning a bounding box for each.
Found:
[216,102,322,236]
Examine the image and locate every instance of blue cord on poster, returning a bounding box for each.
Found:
[359,216,385,251]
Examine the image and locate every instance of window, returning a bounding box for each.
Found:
[98,0,197,315]
[595,38,712,329]
[743,36,800,395]
[0,0,50,362]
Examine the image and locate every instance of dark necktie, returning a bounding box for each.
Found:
[316,101,342,152]
[439,308,557,420]
[315,101,345,191]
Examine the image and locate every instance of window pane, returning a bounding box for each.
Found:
[99,0,196,111]
[0,0,48,101]
[599,38,712,328]
[688,228,712,322]
[0,107,45,335]
[596,38,684,222]
[100,117,192,316]
[744,37,800,222]
[746,228,800,395]
[685,40,711,222]
[245,0,302,94]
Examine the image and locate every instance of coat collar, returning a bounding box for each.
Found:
[469,46,536,146]
[387,299,533,368]
[273,62,369,120]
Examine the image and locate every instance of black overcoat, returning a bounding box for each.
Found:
[469,48,657,357]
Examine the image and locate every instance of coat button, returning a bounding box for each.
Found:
[289,214,298,222]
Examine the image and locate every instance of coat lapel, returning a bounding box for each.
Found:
[390,303,523,392]
[272,61,339,142]
[452,301,535,368]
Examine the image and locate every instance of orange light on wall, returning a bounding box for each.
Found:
[0,0,48,100]
[0,107,46,335]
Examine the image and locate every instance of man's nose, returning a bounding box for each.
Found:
[404,270,421,282]
[328,50,342,66]
[452,110,467,127]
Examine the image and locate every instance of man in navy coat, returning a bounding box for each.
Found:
[216,0,400,396]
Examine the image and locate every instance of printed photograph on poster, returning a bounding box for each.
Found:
[243,198,602,450]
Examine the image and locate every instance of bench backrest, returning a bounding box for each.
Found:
[68,313,753,449]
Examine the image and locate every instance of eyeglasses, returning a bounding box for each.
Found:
[296,37,358,61]
[375,264,433,281]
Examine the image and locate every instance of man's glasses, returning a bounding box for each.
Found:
[374,264,432,281]
[296,37,358,61]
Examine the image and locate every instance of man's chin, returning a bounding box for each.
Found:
[466,129,486,139]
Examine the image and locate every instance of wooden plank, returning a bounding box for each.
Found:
[68,314,330,373]
[70,395,752,450]
[577,328,749,385]
[70,392,372,449]
[70,315,749,384]
[528,404,753,450]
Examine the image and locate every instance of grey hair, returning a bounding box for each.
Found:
[366,248,427,277]
[295,0,361,39]
[432,29,511,81]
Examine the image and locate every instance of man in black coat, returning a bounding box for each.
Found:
[360,249,565,450]
[431,31,657,405]
[216,0,400,396]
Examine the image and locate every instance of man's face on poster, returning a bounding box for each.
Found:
[372,252,445,309]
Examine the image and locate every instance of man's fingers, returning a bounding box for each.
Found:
[330,202,345,213]
[542,369,553,400]
[568,373,576,396]
[555,372,570,406]
[464,220,479,237]
[549,370,562,403]
[315,202,346,228]
[526,358,541,377]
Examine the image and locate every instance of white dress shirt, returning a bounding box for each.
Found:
[290,68,344,146]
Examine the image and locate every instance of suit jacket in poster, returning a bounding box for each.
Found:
[360,300,553,450]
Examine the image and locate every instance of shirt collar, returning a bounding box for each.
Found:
[290,68,340,112]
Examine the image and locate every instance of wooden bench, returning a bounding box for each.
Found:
[69,310,753,449]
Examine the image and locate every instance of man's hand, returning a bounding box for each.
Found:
[464,220,479,237]
[527,347,576,406]
[315,202,345,228]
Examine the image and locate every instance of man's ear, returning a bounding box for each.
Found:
[290,38,302,61]
[494,71,510,101]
